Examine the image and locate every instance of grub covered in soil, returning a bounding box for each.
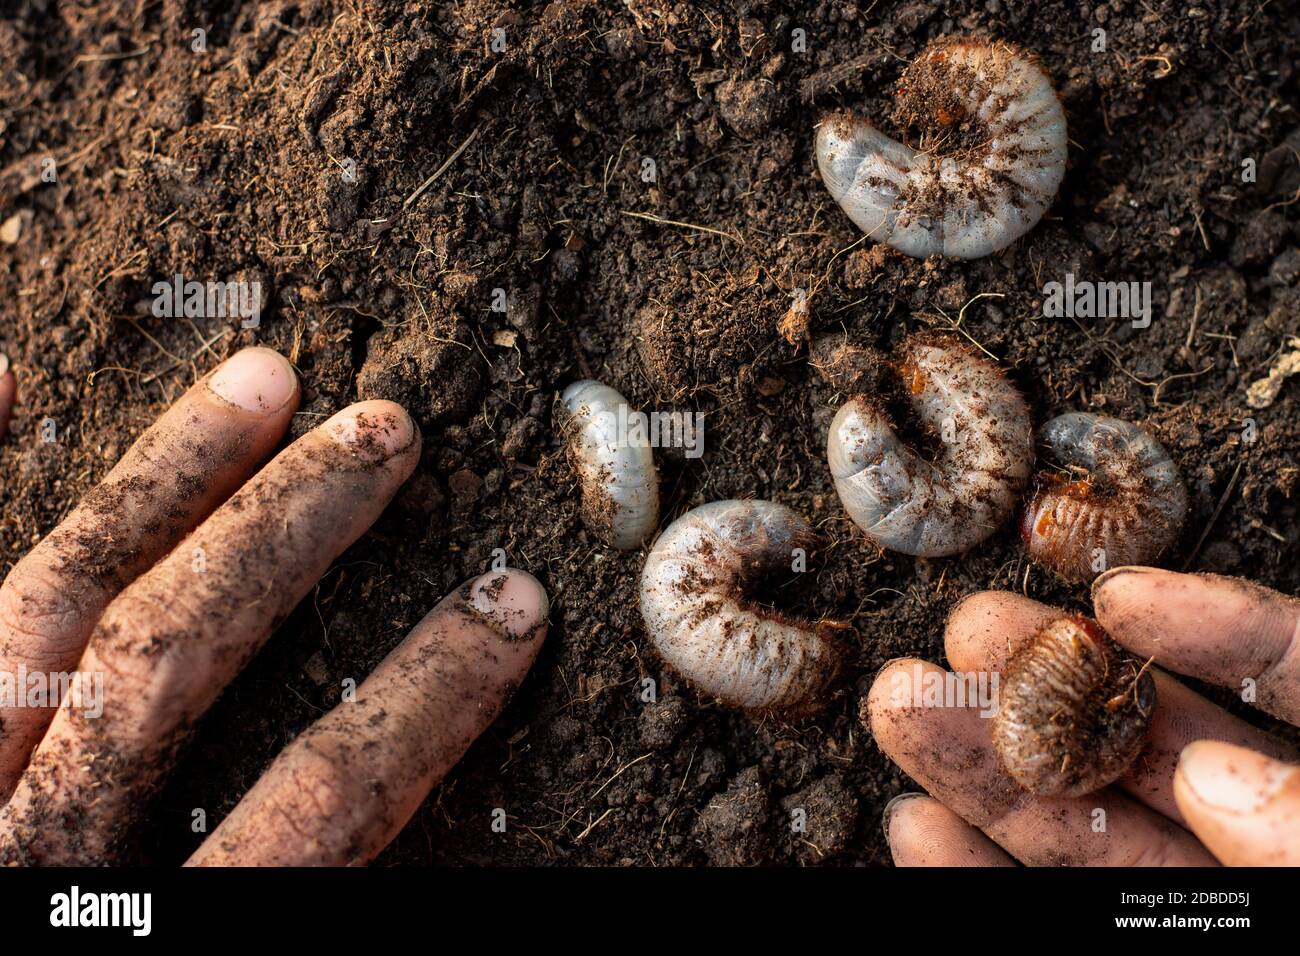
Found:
[2,1,1300,866]
[992,615,1156,797]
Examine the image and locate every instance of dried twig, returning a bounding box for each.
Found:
[620,210,742,243]
[1183,460,1243,570]
[402,123,482,209]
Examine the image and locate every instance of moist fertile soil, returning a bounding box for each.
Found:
[3,0,1300,866]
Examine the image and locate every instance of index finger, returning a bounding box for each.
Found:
[1092,567,1300,724]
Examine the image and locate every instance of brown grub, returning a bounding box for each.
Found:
[993,616,1156,797]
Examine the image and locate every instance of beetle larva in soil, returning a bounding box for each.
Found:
[815,37,1068,259]
[639,499,844,712]
[1020,413,1188,582]
[993,615,1156,797]
[827,336,1034,557]
[559,379,660,550]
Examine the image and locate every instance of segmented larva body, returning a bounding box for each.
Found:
[1021,413,1188,582]
[827,337,1034,557]
[993,616,1156,797]
[639,500,843,712]
[815,38,1067,259]
[560,380,660,550]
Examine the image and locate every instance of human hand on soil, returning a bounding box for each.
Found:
[871,568,1300,866]
[0,346,549,865]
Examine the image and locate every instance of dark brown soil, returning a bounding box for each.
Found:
[2,0,1299,866]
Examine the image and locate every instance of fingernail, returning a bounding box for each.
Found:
[1090,565,1154,604]
[1178,741,1298,813]
[874,656,915,682]
[882,792,925,842]
[207,347,297,413]
[0,352,10,377]
[463,569,550,641]
[320,400,417,461]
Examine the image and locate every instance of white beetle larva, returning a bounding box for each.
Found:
[827,336,1034,556]
[639,500,843,712]
[815,38,1068,259]
[1020,413,1188,582]
[560,380,660,550]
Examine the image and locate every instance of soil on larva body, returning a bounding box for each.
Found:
[2,0,1299,866]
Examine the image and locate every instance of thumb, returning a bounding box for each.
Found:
[1174,740,1300,866]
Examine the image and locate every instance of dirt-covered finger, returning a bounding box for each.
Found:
[0,346,298,798]
[1094,567,1300,724]
[866,658,1217,865]
[1174,740,1300,866]
[884,793,1016,867]
[0,400,418,864]
[188,569,549,866]
[944,590,1296,824]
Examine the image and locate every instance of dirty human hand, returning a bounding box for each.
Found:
[0,346,549,865]
[870,568,1300,866]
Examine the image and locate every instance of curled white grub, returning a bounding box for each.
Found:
[1021,413,1188,582]
[828,336,1034,556]
[560,380,660,549]
[815,38,1067,259]
[639,500,843,712]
